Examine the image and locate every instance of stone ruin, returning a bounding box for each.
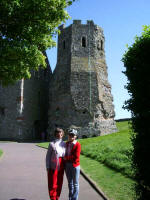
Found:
[0,20,117,141]
[48,20,117,138]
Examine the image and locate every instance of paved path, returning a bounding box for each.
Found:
[0,142,103,200]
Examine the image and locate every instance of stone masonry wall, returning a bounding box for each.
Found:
[0,81,22,140]
[48,20,117,138]
[0,59,51,141]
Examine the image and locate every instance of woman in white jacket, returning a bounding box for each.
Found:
[46,128,66,200]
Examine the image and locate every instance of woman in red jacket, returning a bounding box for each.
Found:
[64,129,81,200]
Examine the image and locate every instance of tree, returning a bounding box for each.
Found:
[122,26,150,199]
[0,0,75,85]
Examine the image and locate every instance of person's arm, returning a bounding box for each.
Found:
[73,142,81,165]
[64,143,81,162]
[46,143,52,170]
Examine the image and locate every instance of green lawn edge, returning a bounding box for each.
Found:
[0,149,3,158]
[80,155,136,200]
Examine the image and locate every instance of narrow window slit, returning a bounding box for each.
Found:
[101,40,103,50]
[82,37,86,47]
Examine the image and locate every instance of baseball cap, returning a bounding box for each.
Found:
[68,129,78,136]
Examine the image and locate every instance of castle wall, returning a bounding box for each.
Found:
[70,21,117,135]
[0,81,22,140]
[19,70,50,140]
[0,60,51,141]
[48,20,117,138]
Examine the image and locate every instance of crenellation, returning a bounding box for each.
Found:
[87,20,94,26]
[73,20,81,25]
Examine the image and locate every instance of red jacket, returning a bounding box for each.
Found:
[65,141,81,167]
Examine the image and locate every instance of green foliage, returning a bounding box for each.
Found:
[0,0,75,85]
[122,26,150,199]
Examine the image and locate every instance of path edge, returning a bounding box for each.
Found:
[80,167,110,200]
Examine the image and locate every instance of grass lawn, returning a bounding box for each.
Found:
[80,155,135,200]
[37,120,136,200]
[79,121,134,178]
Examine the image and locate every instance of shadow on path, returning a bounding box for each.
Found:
[9,199,27,200]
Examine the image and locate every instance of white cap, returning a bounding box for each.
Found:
[68,129,78,136]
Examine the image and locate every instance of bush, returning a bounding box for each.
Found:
[122,26,150,199]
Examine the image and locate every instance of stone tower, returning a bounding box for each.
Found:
[48,20,117,137]
[0,57,51,141]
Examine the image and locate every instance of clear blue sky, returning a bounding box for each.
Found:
[46,0,150,119]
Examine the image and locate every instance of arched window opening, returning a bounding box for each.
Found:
[63,40,66,49]
[82,37,86,47]
[0,107,5,116]
[101,40,103,50]
[82,109,87,114]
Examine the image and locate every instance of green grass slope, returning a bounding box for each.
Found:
[80,155,135,200]
[79,121,134,178]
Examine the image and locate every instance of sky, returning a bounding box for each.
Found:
[46,0,150,120]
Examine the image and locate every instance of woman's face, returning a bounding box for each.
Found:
[55,131,63,139]
[68,134,76,142]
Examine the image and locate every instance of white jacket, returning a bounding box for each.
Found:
[46,139,66,170]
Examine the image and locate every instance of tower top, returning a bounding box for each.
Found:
[73,19,94,25]
[58,19,96,30]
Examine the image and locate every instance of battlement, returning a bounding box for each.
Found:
[73,20,81,24]
[58,20,95,30]
[87,20,94,25]
[73,19,94,26]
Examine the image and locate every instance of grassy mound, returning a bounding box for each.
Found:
[79,121,134,178]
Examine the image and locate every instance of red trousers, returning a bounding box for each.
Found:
[47,158,64,200]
